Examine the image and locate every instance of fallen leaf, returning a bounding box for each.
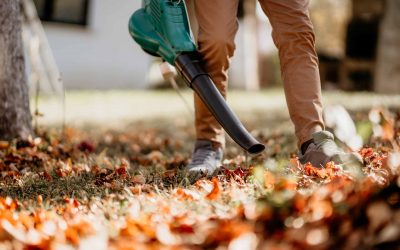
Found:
[131,175,146,185]
[205,177,221,200]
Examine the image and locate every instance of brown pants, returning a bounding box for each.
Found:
[193,0,324,149]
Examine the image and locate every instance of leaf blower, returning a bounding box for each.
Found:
[128,0,265,154]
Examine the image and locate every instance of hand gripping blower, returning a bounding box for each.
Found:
[129,0,265,154]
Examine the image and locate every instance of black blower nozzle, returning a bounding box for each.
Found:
[175,53,265,154]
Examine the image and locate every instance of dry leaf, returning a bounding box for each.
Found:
[205,177,221,200]
[264,171,275,189]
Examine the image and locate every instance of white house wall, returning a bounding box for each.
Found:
[43,0,150,89]
[41,0,275,90]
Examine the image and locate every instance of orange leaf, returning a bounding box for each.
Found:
[359,148,374,158]
[65,227,80,245]
[171,223,195,234]
[195,179,213,192]
[37,195,43,206]
[129,186,142,195]
[304,163,330,179]
[264,171,275,189]
[205,177,221,200]
[294,194,307,212]
[0,141,9,150]
[382,120,394,140]
[275,177,297,191]
[174,188,197,201]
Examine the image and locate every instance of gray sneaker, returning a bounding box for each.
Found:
[299,131,363,167]
[186,140,223,176]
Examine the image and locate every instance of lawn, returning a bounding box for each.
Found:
[0,90,399,249]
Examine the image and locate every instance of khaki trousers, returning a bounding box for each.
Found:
[193,0,324,149]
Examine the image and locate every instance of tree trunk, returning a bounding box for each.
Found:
[375,0,400,93]
[0,0,33,140]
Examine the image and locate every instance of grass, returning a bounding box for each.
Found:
[0,90,397,249]
[20,89,400,203]
[32,89,400,128]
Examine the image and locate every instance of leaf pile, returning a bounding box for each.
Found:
[0,109,399,249]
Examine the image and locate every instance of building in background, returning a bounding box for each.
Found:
[33,0,150,89]
[32,0,399,93]
[312,0,400,94]
[32,0,278,90]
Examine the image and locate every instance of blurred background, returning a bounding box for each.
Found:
[22,0,400,132]
[27,0,400,92]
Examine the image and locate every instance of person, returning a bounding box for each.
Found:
[186,0,361,175]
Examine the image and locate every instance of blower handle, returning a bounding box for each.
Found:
[175,53,265,154]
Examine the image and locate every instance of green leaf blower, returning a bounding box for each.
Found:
[128,0,265,154]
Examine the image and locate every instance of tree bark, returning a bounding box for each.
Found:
[0,0,33,140]
[375,0,400,93]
